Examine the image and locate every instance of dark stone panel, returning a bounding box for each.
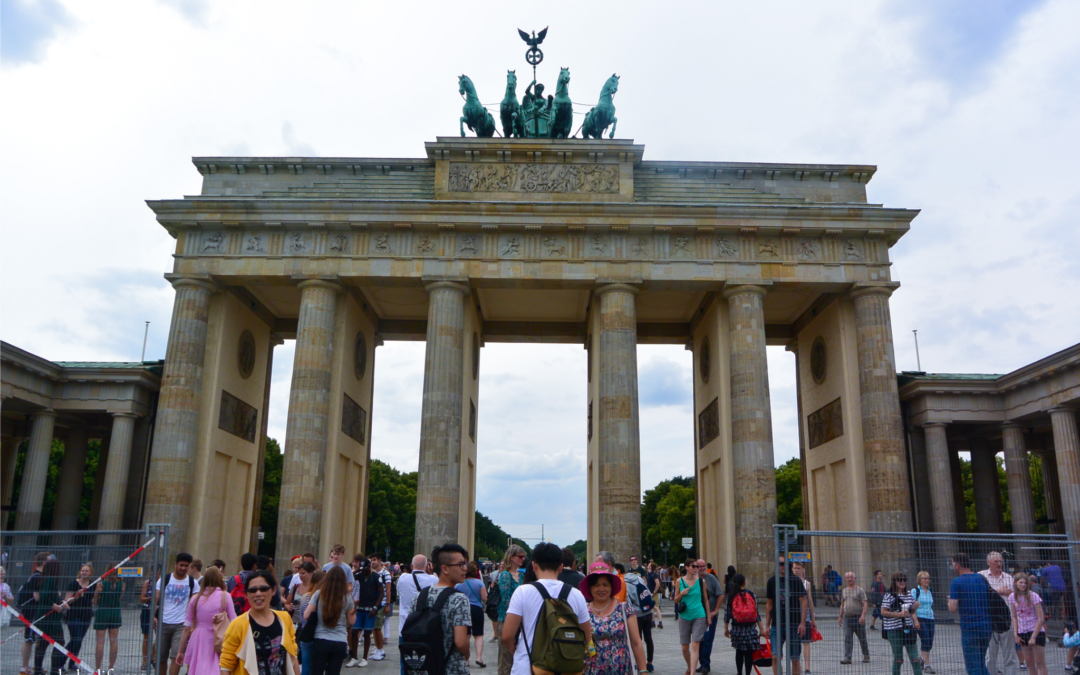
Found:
[808,397,844,449]
[342,393,367,445]
[218,390,258,443]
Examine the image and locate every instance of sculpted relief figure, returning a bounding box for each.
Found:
[501,236,521,256]
[543,236,565,256]
[202,232,226,252]
[329,234,348,252]
[373,233,391,253]
[757,240,779,258]
[674,237,692,257]
[591,234,605,256]
[245,235,265,252]
[416,233,435,254]
[844,240,863,260]
[459,235,477,254]
[716,237,737,258]
[798,239,818,260]
[289,233,307,253]
[631,236,649,256]
[448,163,618,194]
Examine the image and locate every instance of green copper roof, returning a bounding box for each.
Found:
[904,373,1003,380]
[54,360,164,376]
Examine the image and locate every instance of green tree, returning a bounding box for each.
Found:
[567,539,588,566]
[258,438,283,557]
[642,477,696,559]
[775,458,804,528]
[474,511,532,562]
[364,459,418,560]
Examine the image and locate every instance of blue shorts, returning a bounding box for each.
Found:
[354,611,376,631]
[770,625,803,661]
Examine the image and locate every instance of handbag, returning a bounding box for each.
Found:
[674,577,706,616]
[752,638,773,666]
[810,625,823,642]
[212,590,229,654]
[298,594,318,643]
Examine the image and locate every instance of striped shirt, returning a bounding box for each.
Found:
[881,591,917,631]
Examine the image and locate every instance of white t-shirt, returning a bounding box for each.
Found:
[397,571,438,638]
[506,579,589,675]
[156,574,200,625]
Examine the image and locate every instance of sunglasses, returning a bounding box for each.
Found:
[247,585,273,594]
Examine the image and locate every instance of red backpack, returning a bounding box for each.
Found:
[230,574,250,615]
[732,591,758,624]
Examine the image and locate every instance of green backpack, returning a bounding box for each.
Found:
[521,582,587,675]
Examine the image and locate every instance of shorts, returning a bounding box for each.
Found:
[468,605,485,636]
[161,622,185,659]
[23,623,37,643]
[1018,631,1046,647]
[354,610,377,632]
[140,607,151,635]
[374,605,387,631]
[679,616,707,644]
[769,625,803,661]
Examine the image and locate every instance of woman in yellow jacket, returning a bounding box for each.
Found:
[219,571,300,675]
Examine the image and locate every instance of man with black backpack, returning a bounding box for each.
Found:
[400,543,472,675]
[501,542,591,675]
[979,551,1019,675]
[17,552,50,675]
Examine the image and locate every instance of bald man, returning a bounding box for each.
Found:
[396,555,438,640]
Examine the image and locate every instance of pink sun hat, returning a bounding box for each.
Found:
[579,561,622,601]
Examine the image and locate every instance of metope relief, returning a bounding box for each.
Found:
[673,237,692,258]
[698,397,720,449]
[202,232,226,253]
[416,233,435,255]
[589,234,607,257]
[630,237,650,257]
[798,239,820,261]
[341,393,367,446]
[219,390,258,443]
[543,237,566,257]
[447,162,619,194]
[843,240,863,261]
[757,239,780,259]
[715,237,738,259]
[244,235,266,253]
[371,233,392,254]
[287,233,308,254]
[329,233,349,253]
[458,235,477,255]
[500,236,522,257]
[808,397,844,449]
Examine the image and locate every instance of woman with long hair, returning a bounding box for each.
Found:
[456,561,489,668]
[303,565,356,675]
[93,562,125,672]
[176,566,236,675]
[496,544,526,675]
[61,563,94,671]
[296,568,324,675]
[32,560,64,675]
[1009,572,1047,675]
[219,571,299,675]
[724,573,764,675]
[880,572,922,675]
[580,563,648,675]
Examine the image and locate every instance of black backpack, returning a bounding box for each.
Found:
[399,586,458,675]
[981,576,1012,633]
[485,579,501,622]
[16,572,41,618]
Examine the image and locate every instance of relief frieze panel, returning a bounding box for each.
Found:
[808,397,844,449]
[447,162,620,194]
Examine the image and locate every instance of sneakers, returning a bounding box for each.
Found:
[357,659,369,668]
[345,658,360,668]
[1021,666,1028,671]
[658,621,663,629]
[863,656,871,663]
[923,667,936,674]
[370,650,385,661]
[647,665,654,673]
[840,659,851,665]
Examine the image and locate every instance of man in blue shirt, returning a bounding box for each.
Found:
[949,552,992,675]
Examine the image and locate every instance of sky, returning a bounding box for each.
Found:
[2,0,1078,547]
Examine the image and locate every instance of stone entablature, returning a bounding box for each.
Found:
[899,342,1080,426]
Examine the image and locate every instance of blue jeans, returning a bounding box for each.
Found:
[300,641,313,675]
[699,613,719,669]
[961,629,991,675]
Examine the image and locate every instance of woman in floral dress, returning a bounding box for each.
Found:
[579,562,647,675]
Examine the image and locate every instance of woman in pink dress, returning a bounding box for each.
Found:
[176,566,237,675]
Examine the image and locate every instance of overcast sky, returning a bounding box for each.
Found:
[2,0,1078,548]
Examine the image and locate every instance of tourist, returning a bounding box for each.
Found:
[1008,572,1047,675]
[368,553,392,661]
[296,569,325,675]
[60,563,94,670]
[281,556,302,598]
[647,564,663,629]
[766,556,808,675]
[594,552,628,603]
[1042,562,1066,620]
[227,553,259,593]
[881,572,922,675]
[980,552,1019,675]
[629,556,646,577]
[838,571,870,665]
[695,558,724,675]
[501,542,591,675]
[32,559,64,675]
[212,560,227,574]
[673,556,708,675]
[792,561,817,673]
[579,561,648,675]
[347,557,381,667]
[408,543,473,675]
[660,565,670,599]
[0,565,14,607]
[397,554,438,642]
[257,555,284,610]
[303,566,355,675]
[558,548,586,588]
[156,552,201,675]
[496,545,527,675]
[724,573,764,675]
[623,563,655,672]
[176,566,236,675]
[949,552,992,675]
[913,572,936,673]
[141,567,160,670]
[220,570,300,675]
[869,570,885,631]
[18,551,49,675]
[94,563,125,673]
[323,544,351,576]
[190,559,204,581]
[456,561,489,668]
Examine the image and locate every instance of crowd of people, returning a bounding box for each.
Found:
[3,544,1077,675]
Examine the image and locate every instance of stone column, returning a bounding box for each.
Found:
[414,281,469,557]
[2,435,26,508]
[250,336,282,554]
[923,423,959,533]
[15,411,57,531]
[1040,448,1065,535]
[595,284,642,565]
[787,342,811,530]
[143,276,216,553]
[849,285,913,538]
[1002,423,1036,535]
[970,442,1002,534]
[724,285,777,584]
[277,280,342,558]
[97,414,138,531]
[53,427,90,530]
[123,416,153,530]
[1050,407,1080,540]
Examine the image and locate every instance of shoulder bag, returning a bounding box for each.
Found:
[212,589,229,654]
[298,593,318,643]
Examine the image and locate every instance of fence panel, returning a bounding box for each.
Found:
[0,525,169,675]
[773,526,1080,675]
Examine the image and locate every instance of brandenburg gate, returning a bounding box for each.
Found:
[143,136,918,581]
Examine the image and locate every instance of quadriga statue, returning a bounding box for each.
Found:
[582,73,619,140]
[459,74,495,138]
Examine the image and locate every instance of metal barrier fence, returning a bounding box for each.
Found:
[0,525,169,675]
[772,525,1080,675]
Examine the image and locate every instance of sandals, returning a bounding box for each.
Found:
[475,660,487,668]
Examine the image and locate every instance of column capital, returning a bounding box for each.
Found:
[165,273,217,294]
[594,282,640,297]
[33,410,58,420]
[1049,406,1077,416]
[269,334,286,347]
[296,278,343,294]
[722,283,769,300]
[111,412,139,420]
[423,280,470,295]
[923,422,949,430]
[848,281,901,301]
[1001,421,1025,431]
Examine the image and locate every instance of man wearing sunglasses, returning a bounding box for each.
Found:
[406,544,472,675]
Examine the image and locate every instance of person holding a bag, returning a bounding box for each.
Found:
[579,562,647,675]
[673,557,708,675]
[881,572,923,675]
[456,561,489,668]
[220,570,299,675]
[724,573,764,675]
[176,566,236,675]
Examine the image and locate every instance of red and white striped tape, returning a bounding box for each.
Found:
[1,598,96,674]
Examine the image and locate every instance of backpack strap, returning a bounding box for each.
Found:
[188,576,196,598]
[413,573,421,592]
[521,582,553,665]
